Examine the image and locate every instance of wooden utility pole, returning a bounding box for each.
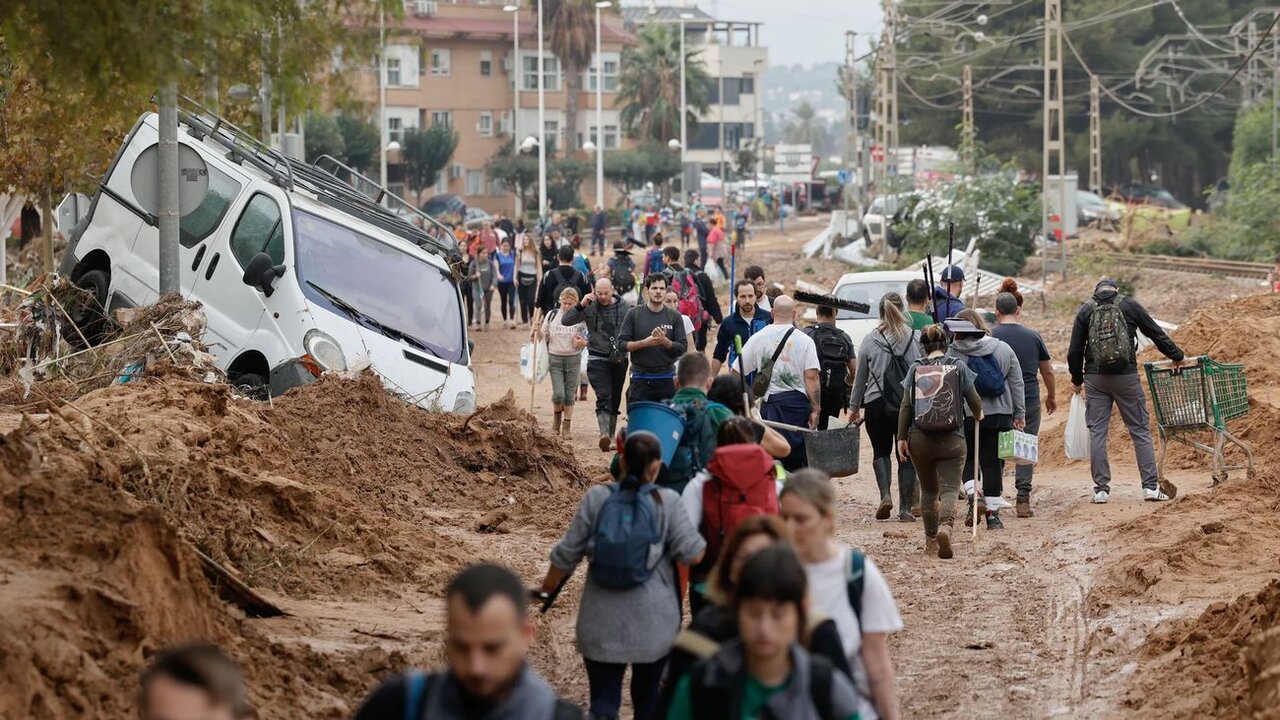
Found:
[962,64,974,175]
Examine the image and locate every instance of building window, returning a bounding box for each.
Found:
[430,48,451,76]
[478,111,493,137]
[543,120,560,154]
[386,57,402,86]
[465,170,485,196]
[435,173,449,194]
[585,55,619,92]
[741,76,755,94]
[431,111,452,128]
[480,50,493,76]
[522,55,560,91]
[689,122,720,150]
[587,125,620,150]
[722,79,741,106]
[489,177,507,197]
[388,117,404,144]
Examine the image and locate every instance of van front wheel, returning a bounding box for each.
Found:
[231,372,269,401]
[71,269,110,347]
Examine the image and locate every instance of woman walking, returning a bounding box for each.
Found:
[538,431,705,720]
[517,232,541,325]
[849,293,920,522]
[469,246,498,331]
[944,311,1025,530]
[780,470,902,720]
[535,287,589,435]
[664,545,862,720]
[495,238,518,329]
[896,324,984,558]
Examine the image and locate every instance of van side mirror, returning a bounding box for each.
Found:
[242,252,286,297]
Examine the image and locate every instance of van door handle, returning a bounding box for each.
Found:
[191,245,207,272]
[205,252,220,281]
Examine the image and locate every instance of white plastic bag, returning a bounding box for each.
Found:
[519,341,550,384]
[705,261,726,284]
[579,351,589,384]
[1065,394,1091,460]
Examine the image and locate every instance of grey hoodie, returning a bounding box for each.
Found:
[946,335,1026,420]
[850,328,921,408]
[683,640,861,720]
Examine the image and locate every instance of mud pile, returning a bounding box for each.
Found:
[0,373,588,716]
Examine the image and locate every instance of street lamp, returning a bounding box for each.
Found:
[536,0,547,220]
[594,1,612,211]
[583,140,598,151]
[521,135,540,153]
[504,4,521,217]
[379,6,389,189]
[678,12,694,196]
[667,138,682,150]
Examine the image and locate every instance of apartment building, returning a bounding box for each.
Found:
[365,1,636,214]
[621,4,768,183]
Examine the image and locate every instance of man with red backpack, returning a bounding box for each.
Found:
[661,246,710,341]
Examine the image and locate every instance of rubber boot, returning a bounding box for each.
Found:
[936,522,954,559]
[898,461,917,522]
[1016,494,1034,518]
[562,418,572,435]
[597,413,613,452]
[553,411,563,436]
[873,457,893,520]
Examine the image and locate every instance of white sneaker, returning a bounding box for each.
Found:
[1143,487,1170,502]
[1093,491,1109,504]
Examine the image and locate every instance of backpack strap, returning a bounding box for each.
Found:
[845,548,865,626]
[403,671,428,720]
[808,655,837,720]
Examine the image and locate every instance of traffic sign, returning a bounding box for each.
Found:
[837,169,852,185]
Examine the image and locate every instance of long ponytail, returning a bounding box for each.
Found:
[878,292,911,343]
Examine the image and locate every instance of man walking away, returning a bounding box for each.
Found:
[694,209,711,268]
[591,205,607,256]
[618,273,688,404]
[804,304,856,430]
[1067,277,1186,504]
[739,296,821,471]
[535,245,592,318]
[905,278,934,330]
[990,284,1056,517]
[355,563,582,720]
[933,265,966,320]
[712,282,772,375]
[563,278,633,451]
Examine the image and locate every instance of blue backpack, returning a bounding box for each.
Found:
[590,483,664,589]
[967,353,1006,398]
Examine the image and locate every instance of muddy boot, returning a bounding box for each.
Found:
[898,462,917,522]
[873,457,893,520]
[553,411,563,435]
[561,418,572,436]
[922,506,939,540]
[936,524,954,559]
[1016,494,1034,518]
[925,537,939,556]
[986,510,1004,530]
[597,413,613,452]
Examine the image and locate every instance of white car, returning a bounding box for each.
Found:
[860,195,913,243]
[830,270,925,349]
[61,107,476,413]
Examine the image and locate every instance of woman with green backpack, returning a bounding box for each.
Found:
[537,431,706,720]
[896,324,984,559]
[848,293,920,522]
[943,311,1025,530]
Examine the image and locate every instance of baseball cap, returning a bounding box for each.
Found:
[940,265,966,282]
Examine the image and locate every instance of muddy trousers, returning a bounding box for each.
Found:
[908,431,967,537]
[548,353,582,406]
[587,358,628,436]
[1085,372,1159,492]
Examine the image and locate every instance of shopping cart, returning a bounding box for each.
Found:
[1144,355,1254,487]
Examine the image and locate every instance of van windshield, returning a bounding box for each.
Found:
[293,210,465,364]
[835,281,908,320]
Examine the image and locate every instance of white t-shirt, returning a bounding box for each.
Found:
[679,314,695,342]
[739,323,820,400]
[805,546,904,720]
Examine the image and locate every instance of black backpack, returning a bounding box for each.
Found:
[805,324,854,396]
[609,257,636,294]
[545,266,583,309]
[872,330,913,417]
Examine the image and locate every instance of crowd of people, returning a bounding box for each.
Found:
[139,212,1190,719]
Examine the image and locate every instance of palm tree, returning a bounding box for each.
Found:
[616,24,711,143]
[785,102,821,145]
[544,0,595,155]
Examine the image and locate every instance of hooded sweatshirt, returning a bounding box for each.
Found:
[945,335,1026,420]
[850,328,921,408]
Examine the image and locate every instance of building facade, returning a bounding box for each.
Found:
[359,1,636,215]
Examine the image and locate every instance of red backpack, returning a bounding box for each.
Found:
[700,444,779,565]
[671,268,707,331]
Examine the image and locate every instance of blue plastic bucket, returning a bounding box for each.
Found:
[626,402,685,465]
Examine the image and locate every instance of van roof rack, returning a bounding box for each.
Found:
[175,96,463,274]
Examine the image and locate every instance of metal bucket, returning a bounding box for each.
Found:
[804,425,860,477]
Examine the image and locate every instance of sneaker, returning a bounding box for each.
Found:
[598,434,612,452]
[936,527,953,559]
[1093,490,1109,504]
[1016,497,1034,518]
[1144,487,1171,502]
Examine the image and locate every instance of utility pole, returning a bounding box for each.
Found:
[1272,15,1278,172]
[847,32,867,218]
[845,32,857,229]
[158,83,180,295]
[962,64,974,175]
[1042,0,1067,282]
[1089,75,1102,195]
[878,0,899,260]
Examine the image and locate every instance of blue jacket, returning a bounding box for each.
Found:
[933,285,966,321]
[713,308,773,367]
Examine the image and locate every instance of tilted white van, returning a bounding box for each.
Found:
[61,104,476,413]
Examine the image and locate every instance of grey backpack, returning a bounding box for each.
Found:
[1088,297,1132,372]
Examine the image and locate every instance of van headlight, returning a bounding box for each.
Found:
[304,330,347,372]
[452,390,476,414]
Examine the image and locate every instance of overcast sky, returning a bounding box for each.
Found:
[714,0,884,68]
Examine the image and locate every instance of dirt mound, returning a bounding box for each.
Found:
[1164,292,1280,389]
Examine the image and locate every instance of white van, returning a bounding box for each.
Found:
[830,270,925,349]
[61,106,476,413]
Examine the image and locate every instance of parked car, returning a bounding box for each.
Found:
[1077,189,1120,229]
[1105,184,1191,232]
[830,270,923,348]
[860,194,917,244]
[61,107,476,413]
